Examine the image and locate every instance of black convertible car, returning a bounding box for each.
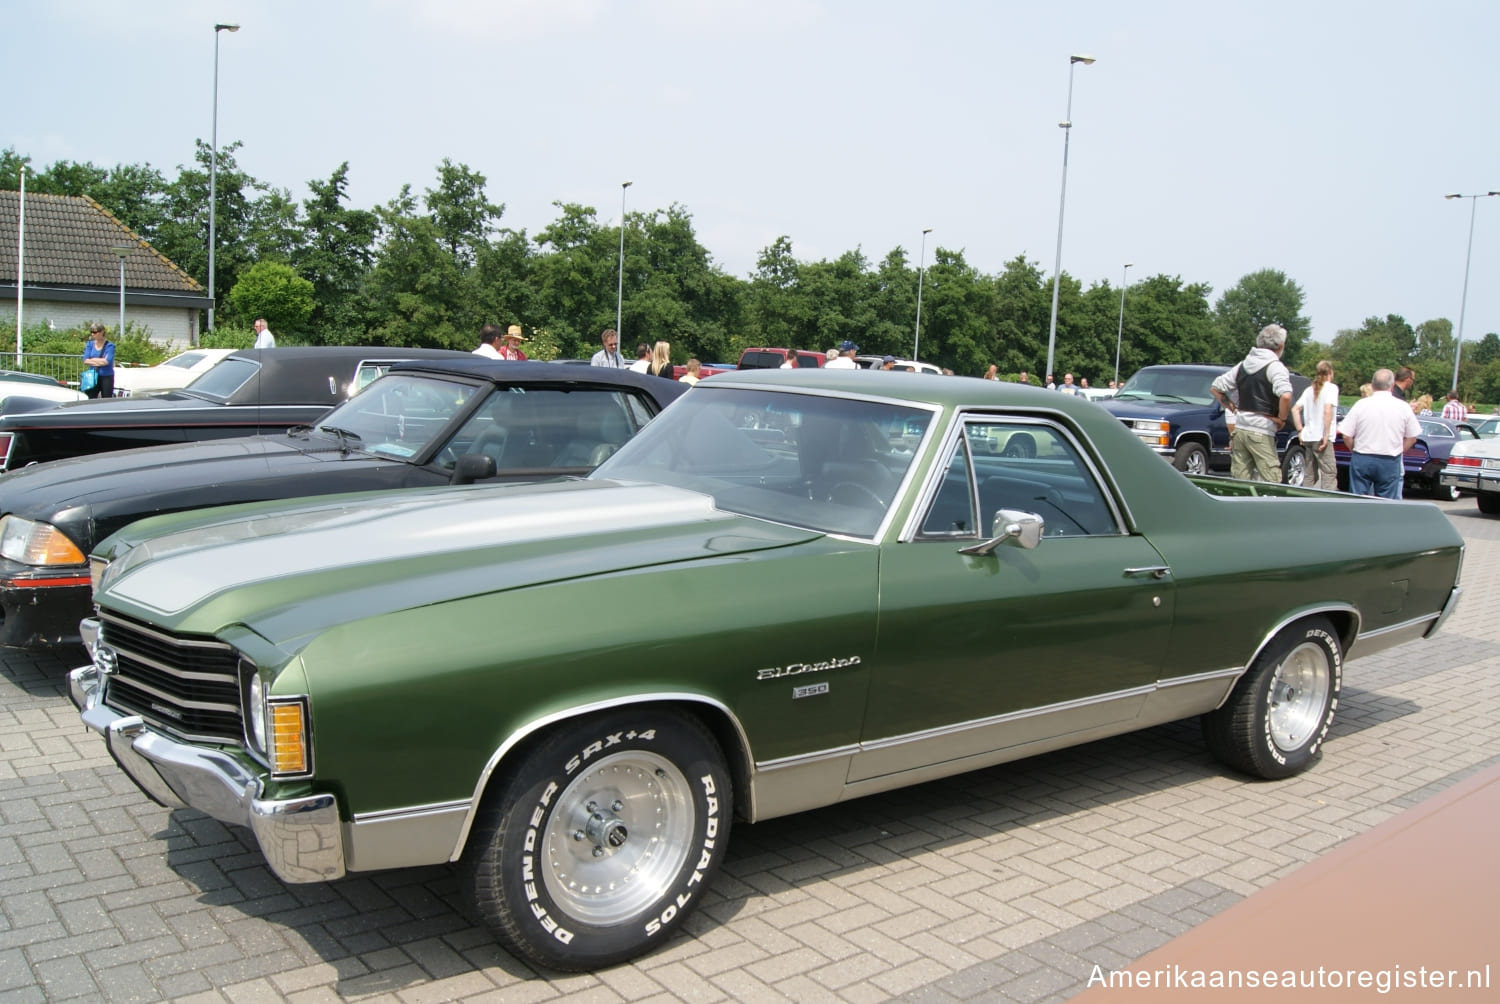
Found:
[0,359,687,649]
[0,346,470,470]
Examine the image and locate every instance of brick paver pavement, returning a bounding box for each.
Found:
[2,499,1496,1002]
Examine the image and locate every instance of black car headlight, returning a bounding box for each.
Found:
[0,515,87,567]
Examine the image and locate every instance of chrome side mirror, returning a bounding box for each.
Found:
[957,509,1045,556]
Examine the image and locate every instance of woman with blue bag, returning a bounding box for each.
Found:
[81,322,115,398]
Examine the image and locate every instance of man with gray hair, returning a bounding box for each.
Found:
[1337,368,1420,499]
[1210,323,1293,482]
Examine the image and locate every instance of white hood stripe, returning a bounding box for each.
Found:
[111,483,724,615]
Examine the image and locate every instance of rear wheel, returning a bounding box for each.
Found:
[1204,617,1342,779]
[1431,481,1460,501]
[1172,441,1208,475]
[1478,493,1500,515]
[460,709,732,971]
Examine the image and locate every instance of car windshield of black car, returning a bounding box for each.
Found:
[312,374,480,460]
[1115,368,1218,405]
[181,356,259,400]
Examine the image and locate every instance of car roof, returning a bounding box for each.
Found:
[386,358,691,401]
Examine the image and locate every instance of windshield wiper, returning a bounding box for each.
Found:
[318,426,364,453]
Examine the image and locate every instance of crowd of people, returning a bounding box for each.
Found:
[467,323,1483,501]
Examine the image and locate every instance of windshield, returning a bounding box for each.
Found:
[313,373,479,459]
[182,356,259,400]
[1115,368,1219,405]
[594,387,934,537]
[163,351,211,371]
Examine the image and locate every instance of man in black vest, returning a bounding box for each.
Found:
[1210,324,1293,482]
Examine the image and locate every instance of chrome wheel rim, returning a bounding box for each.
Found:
[1285,451,1306,486]
[542,750,695,925]
[1184,451,1206,475]
[1268,641,1332,751]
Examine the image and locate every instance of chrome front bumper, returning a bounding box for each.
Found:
[69,662,345,883]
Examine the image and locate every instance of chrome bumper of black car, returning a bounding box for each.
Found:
[69,658,345,884]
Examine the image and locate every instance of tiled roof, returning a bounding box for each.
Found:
[0,190,205,295]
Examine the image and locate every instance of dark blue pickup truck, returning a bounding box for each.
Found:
[1101,364,1308,475]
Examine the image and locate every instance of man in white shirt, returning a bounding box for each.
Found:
[252,318,276,348]
[628,343,651,373]
[1338,368,1420,499]
[472,324,503,359]
[589,328,625,368]
[824,340,859,370]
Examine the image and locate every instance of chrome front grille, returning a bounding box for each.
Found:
[99,611,244,744]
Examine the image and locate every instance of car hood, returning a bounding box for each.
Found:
[1099,397,1213,420]
[0,434,377,516]
[95,480,821,648]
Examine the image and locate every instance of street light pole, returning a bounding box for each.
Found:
[112,246,132,339]
[913,228,932,360]
[616,181,632,340]
[1445,191,1500,394]
[1113,262,1133,388]
[1044,54,1095,386]
[208,22,239,334]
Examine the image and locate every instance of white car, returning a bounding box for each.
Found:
[112,348,235,396]
[1440,434,1500,515]
[0,370,86,405]
[855,355,944,375]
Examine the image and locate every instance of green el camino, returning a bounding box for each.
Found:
[69,369,1464,971]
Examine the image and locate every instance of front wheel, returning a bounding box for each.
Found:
[1281,446,1307,487]
[1172,441,1208,475]
[1203,617,1342,779]
[461,709,732,971]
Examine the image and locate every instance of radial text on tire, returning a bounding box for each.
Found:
[460,708,733,971]
[1202,616,1342,780]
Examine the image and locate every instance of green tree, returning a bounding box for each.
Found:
[1213,269,1311,365]
[224,261,315,337]
[745,236,810,353]
[152,141,266,320]
[1470,332,1500,366]
[989,256,1050,377]
[917,249,1000,378]
[294,163,381,342]
[361,185,466,348]
[425,159,504,269]
[1329,315,1415,390]
[1114,275,1217,376]
[532,202,616,356]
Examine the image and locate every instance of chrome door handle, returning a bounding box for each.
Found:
[1123,566,1170,579]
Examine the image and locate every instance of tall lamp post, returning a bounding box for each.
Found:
[913,227,933,360]
[1445,191,1500,394]
[1113,263,1133,388]
[208,22,239,333]
[111,246,132,338]
[1044,54,1096,385]
[616,181,632,340]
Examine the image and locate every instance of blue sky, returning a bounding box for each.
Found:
[8,0,1499,348]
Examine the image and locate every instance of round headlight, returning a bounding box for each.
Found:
[248,674,266,751]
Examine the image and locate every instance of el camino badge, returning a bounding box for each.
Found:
[756,655,860,681]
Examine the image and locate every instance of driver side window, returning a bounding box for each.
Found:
[919,419,1118,539]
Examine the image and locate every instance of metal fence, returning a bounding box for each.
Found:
[0,353,87,387]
